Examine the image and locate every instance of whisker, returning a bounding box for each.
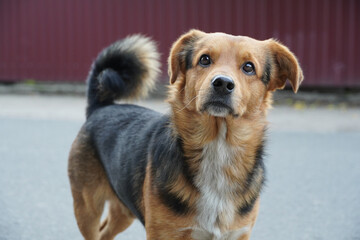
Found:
[176,95,199,113]
[178,87,185,93]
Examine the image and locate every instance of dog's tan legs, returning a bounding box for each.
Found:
[72,189,106,240]
[99,197,134,240]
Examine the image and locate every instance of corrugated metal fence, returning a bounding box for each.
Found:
[0,0,359,87]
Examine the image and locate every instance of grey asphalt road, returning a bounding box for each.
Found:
[0,94,360,240]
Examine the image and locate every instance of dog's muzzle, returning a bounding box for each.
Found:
[201,75,236,117]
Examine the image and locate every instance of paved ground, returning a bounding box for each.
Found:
[0,94,359,240]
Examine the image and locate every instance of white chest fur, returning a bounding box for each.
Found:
[193,122,245,239]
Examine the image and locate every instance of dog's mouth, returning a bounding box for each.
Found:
[201,101,238,117]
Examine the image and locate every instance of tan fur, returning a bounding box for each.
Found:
[69,30,303,240]
[128,35,162,98]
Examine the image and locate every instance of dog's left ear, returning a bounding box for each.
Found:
[168,29,205,84]
[266,40,304,93]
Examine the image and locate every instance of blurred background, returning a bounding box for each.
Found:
[1,0,360,88]
[0,1,359,240]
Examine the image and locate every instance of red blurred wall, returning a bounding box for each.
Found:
[0,0,359,87]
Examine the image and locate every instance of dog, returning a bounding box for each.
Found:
[68,29,303,240]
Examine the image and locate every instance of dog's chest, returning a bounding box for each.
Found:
[194,123,241,239]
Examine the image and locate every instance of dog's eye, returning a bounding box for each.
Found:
[242,62,256,75]
[199,55,211,67]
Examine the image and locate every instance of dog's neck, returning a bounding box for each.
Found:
[170,102,267,165]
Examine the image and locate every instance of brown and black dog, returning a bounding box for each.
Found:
[68,30,303,240]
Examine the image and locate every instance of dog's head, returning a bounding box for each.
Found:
[168,30,303,118]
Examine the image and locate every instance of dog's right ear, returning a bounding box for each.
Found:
[168,29,205,84]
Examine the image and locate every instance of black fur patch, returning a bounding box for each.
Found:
[158,189,191,214]
[237,138,266,215]
[245,139,266,188]
[185,47,194,70]
[150,120,194,215]
[238,194,259,215]
[261,56,271,84]
[178,36,199,71]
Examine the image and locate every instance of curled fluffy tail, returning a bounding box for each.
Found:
[86,35,161,118]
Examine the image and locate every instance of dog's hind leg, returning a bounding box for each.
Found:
[71,188,106,240]
[68,132,109,240]
[99,195,135,240]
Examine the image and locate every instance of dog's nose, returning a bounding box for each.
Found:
[211,75,235,95]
